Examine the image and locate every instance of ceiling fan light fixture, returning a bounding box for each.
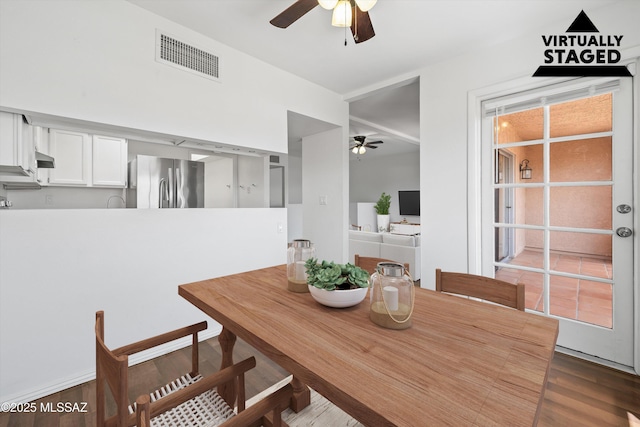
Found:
[331,0,352,27]
[359,146,366,154]
[317,0,339,10]
[352,146,359,154]
[354,0,377,12]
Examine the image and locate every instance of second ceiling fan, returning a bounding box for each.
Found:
[270,0,377,44]
[350,135,383,154]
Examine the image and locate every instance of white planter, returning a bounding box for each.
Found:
[308,285,368,308]
[377,214,390,233]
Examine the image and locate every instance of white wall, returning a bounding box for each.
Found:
[419,3,640,289]
[302,128,349,263]
[0,1,346,155]
[0,0,349,402]
[0,208,287,402]
[349,152,420,224]
[287,154,303,204]
[0,0,348,153]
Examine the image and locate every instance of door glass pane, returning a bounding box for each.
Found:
[550,249,612,279]
[495,263,544,313]
[549,94,612,138]
[549,137,612,182]
[495,108,543,144]
[577,279,612,328]
[550,231,612,264]
[517,187,543,226]
[550,186,612,229]
[549,275,612,328]
[549,274,578,320]
[514,144,543,183]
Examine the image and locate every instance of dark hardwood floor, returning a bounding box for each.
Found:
[1,338,638,427]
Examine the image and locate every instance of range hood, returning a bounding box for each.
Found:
[0,152,55,174]
[0,164,30,175]
[36,151,55,168]
[2,181,42,190]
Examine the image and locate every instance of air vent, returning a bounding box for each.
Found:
[156,31,220,81]
[270,155,280,164]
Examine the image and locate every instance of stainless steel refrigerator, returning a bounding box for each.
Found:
[128,155,204,208]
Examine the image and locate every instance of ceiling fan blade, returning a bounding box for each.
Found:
[367,145,379,149]
[350,6,375,43]
[365,140,383,145]
[270,0,318,28]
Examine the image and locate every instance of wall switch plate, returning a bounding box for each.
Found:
[319,196,327,205]
[277,222,284,234]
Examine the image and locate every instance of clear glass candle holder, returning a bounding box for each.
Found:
[369,262,414,329]
[286,239,315,293]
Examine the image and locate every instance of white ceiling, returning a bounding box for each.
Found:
[126,0,620,159]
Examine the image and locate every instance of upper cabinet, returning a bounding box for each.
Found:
[0,112,36,177]
[45,129,127,188]
[92,135,128,187]
[47,129,91,186]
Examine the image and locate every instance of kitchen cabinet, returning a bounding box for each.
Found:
[45,130,127,188]
[0,112,36,177]
[47,129,91,186]
[92,135,127,187]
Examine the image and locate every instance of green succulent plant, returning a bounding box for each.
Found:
[374,192,391,215]
[305,258,370,291]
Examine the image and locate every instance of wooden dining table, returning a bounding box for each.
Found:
[179,265,559,426]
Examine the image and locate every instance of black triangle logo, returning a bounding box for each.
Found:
[566,10,599,32]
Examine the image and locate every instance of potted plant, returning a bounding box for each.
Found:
[374,192,391,232]
[304,258,370,307]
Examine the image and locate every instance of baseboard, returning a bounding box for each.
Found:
[3,326,221,404]
[555,345,638,375]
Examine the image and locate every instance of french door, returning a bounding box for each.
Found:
[481,77,634,367]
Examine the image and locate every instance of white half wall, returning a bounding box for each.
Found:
[0,208,287,402]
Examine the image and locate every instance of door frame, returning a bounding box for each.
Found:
[466,60,639,374]
[494,149,515,263]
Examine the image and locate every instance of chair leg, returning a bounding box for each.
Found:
[135,395,151,427]
[191,331,199,376]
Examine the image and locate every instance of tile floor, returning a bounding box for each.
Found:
[495,249,613,328]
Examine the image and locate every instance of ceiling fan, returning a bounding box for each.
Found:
[270,0,376,44]
[350,135,383,154]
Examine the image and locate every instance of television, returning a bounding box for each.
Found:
[398,190,420,216]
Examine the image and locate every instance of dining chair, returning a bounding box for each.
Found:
[435,269,525,311]
[95,311,293,427]
[354,254,410,275]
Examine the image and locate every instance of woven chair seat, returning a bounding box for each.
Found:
[129,373,236,427]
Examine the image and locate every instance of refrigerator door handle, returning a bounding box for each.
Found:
[168,167,174,208]
[159,178,168,208]
[176,167,184,208]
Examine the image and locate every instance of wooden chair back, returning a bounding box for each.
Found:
[435,269,525,311]
[354,255,409,276]
[95,311,291,427]
[95,311,129,427]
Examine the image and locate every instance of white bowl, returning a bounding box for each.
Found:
[308,285,368,308]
